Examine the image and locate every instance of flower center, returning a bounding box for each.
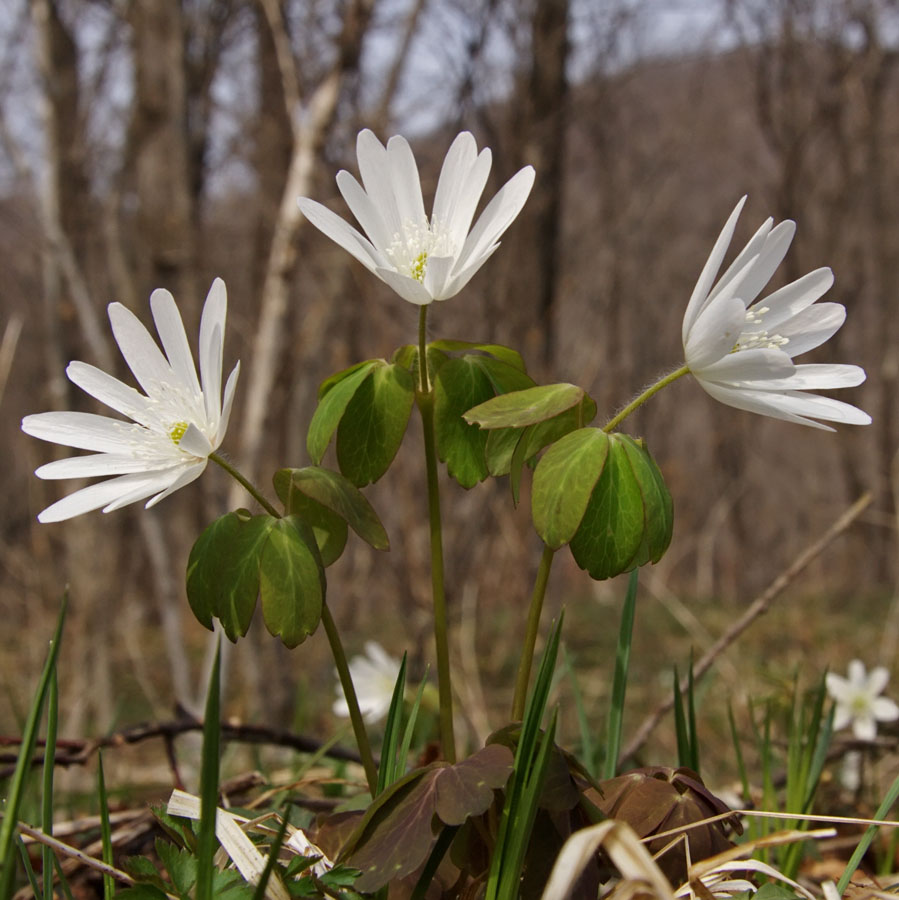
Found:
[169,421,189,445]
[850,694,872,717]
[385,219,456,283]
[734,306,790,352]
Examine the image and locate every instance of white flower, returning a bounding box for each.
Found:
[22,279,239,523]
[826,659,899,740]
[298,129,535,305]
[682,196,871,430]
[333,641,401,722]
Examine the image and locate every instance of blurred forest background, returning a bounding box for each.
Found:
[2,0,899,765]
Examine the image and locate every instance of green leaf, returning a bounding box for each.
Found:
[274,466,389,552]
[427,339,526,372]
[274,488,347,567]
[337,362,416,486]
[469,356,535,396]
[259,516,325,648]
[307,360,377,464]
[569,435,647,580]
[155,840,197,898]
[186,513,275,640]
[465,383,585,429]
[618,436,673,566]
[531,428,610,549]
[434,356,497,488]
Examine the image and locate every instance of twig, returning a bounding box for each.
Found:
[0,717,365,778]
[621,492,873,763]
[14,822,143,892]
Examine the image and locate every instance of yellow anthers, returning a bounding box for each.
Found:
[169,421,189,444]
[411,251,428,283]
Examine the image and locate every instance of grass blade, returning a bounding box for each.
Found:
[0,596,66,900]
[97,753,114,900]
[603,569,637,779]
[252,809,289,900]
[837,770,899,895]
[396,669,429,784]
[41,669,58,900]
[195,639,222,900]
[377,653,408,794]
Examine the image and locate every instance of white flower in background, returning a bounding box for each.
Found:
[22,279,239,523]
[333,641,401,722]
[682,196,871,430]
[298,129,535,305]
[826,659,899,740]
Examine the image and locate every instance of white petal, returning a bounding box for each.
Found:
[826,672,851,701]
[778,303,846,357]
[355,129,402,237]
[684,295,746,370]
[756,268,834,328]
[848,660,868,687]
[832,706,853,732]
[693,381,837,429]
[23,411,146,453]
[873,697,899,722]
[298,198,383,272]
[216,361,240,447]
[423,254,456,300]
[199,278,227,427]
[698,347,794,384]
[386,134,427,227]
[441,243,501,299]
[852,714,877,741]
[151,288,201,397]
[432,134,491,247]
[454,166,535,272]
[867,666,891,696]
[108,302,173,396]
[66,362,152,422]
[143,462,206,508]
[374,266,433,305]
[736,388,871,427]
[682,196,747,340]
[336,170,393,251]
[747,363,865,391]
[37,470,180,523]
[36,453,174,479]
[726,219,795,308]
[179,423,213,457]
[102,469,191,512]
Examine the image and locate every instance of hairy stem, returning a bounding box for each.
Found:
[209,452,280,518]
[510,544,556,721]
[321,602,378,795]
[417,305,456,762]
[602,365,690,434]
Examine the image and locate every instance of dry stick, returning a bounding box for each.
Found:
[621,491,873,764]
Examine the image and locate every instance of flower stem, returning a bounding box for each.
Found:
[208,452,280,518]
[510,544,556,721]
[321,602,378,796]
[601,365,690,434]
[210,451,378,788]
[417,305,456,762]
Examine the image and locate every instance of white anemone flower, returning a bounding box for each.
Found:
[22,278,239,523]
[298,129,535,305]
[333,641,401,722]
[682,196,871,430]
[826,659,899,741]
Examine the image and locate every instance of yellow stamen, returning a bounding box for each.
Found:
[169,421,189,444]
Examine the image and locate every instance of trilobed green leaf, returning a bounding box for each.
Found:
[307,361,378,464]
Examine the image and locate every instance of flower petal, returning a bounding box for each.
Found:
[454,166,535,272]
[355,129,402,237]
[848,659,867,687]
[755,268,834,328]
[867,666,891,696]
[217,361,241,448]
[36,453,175,479]
[872,696,899,722]
[336,170,393,251]
[151,288,201,397]
[693,381,836,429]
[744,363,865,392]
[682,196,747,340]
[725,219,795,308]
[386,134,427,227]
[852,714,877,741]
[374,266,433,305]
[22,411,146,453]
[143,462,207,509]
[441,243,501,299]
[423,254,456,300]
[697,347,794,384]
[66,362,152,422]
[684,295,747,370]
[199,278,226,428]
[778,303,846,357]
[108,302,174,396]
[298,198,383,272]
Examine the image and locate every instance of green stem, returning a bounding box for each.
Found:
[417,305,456,762]
[321,602,378,795]
[209,451,280,518]
[510,544,556,721]
[601,365,690,434]
[210,451,377,790]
